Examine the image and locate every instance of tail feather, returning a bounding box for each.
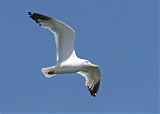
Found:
[42,66,56,78]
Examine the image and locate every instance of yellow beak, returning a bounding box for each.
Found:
[90,63,97,67]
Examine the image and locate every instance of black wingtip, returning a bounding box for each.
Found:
[28,12,52,22]
[87,86,96,97]
[87,81,100,97]
[28,12,31,15]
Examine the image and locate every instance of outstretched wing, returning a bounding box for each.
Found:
[78,65,101,97]
[28,12,76,63]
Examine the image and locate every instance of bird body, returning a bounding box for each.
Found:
[28,12,101,97]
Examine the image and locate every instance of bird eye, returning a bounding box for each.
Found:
[85,61,90,63]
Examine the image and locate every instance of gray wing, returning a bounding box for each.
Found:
[78,65,101,97]
[28,12,76,63]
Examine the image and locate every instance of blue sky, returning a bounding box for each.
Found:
[0,0,159,113]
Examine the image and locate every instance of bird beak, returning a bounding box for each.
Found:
[90,63,97,67]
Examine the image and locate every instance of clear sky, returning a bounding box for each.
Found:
[0,0,159,113]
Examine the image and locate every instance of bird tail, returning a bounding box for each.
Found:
[42,66,56,78]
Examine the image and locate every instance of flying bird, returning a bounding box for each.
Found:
[28,12,101,97]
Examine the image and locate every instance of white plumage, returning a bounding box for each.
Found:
[28,12,101,97]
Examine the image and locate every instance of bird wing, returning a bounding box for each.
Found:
[28,12,76,63]
[77,65,101,97]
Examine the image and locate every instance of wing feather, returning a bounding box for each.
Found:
[28,12,76,63]
[78,66,101,97]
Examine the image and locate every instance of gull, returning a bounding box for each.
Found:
[28,12,101,97]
